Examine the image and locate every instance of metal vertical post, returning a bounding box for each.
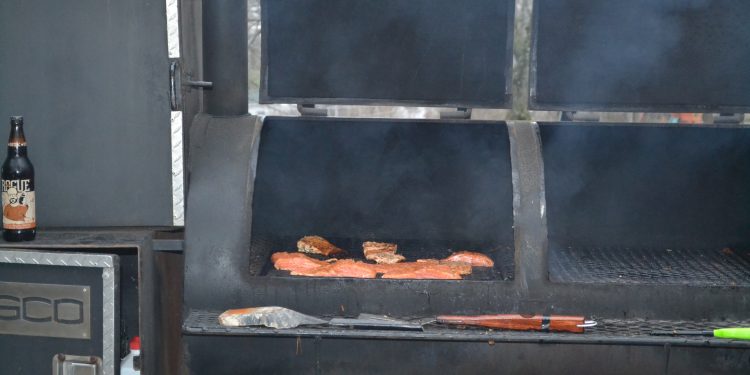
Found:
[203,0,249,115]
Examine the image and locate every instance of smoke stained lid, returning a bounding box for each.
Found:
[261,0,515,108]
[530,0,750,113]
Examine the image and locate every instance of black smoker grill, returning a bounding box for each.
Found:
[182,0,750,373]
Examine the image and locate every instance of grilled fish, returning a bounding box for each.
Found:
[291,259,377,279]
[297,236,344,257]
[363,241,404,264]
[219,306,326,329]
[272,252,329,273]
[443,251,494,267]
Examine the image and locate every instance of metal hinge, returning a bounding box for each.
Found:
[440,108,472,120]
[169,60,213,111]
[297,104,329,117]
[561,111,600,122]
[713,113,744,124]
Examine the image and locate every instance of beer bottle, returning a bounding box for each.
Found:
[1,116,36,241]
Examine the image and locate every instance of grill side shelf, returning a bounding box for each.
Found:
[183,310,750,349]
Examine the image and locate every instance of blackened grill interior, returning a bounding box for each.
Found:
[250,117,515,280]
[541,123,750,286]
[532,0,750,110]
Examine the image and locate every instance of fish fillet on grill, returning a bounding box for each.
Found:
[416,259,473,275]
[272,252,376,279]
[297,236,344,257]
[272,252,329,273]
[368,252,406,264]
[443,251,494,267]
[291,259,377,279]
[363,241,404,264]
[374,262,468,279]
[380,266,462,280]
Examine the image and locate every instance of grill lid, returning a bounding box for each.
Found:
[261,0,515,108]
[530,0,750,112]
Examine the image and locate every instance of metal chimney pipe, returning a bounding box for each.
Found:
[203,0,248,115]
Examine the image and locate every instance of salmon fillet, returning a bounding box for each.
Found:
[373,262,468,279]
[416,259,473,275]
[271,249,473,280]
[443,251,494,267]
[272,252,329,273]
[291,259,377,279]
[381,266,462,280]
[297,236,344,256]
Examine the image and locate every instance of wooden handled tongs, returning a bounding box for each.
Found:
[436,314,597,333]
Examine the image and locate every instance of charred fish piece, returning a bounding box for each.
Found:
[297,236,345,257]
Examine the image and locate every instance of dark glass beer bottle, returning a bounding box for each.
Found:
[1,116,36,241]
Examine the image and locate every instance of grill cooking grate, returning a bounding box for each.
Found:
[249,235,514,281]
[549,246,750,287]
[183,310,750,348]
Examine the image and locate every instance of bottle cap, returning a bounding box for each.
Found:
[10,116,23,125]
[129,336,141,351]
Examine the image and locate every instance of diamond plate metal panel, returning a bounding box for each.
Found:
[0,250,115,269]
[171,111,185,226]
[101,266,117,375]
[166,0,180,58]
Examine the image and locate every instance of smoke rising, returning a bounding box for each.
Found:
[250,117,514,248]
[541,123,750,251]
[534,0,750,109]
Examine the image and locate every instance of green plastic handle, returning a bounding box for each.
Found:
[713,328,750,340]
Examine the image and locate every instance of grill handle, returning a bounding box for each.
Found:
[436,314,587,333]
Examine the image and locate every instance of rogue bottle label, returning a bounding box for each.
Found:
[2,178,35,229]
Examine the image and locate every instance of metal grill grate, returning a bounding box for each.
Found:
[249,235,514,281]
[549,246,750,286]
[183,310,750,348]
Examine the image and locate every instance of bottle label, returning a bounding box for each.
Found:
[2,179,35,230]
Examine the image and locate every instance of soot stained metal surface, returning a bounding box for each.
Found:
[261,0,514,108]
[540,123,750,251]
[531,0,750,112]
[251,117,514,245]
